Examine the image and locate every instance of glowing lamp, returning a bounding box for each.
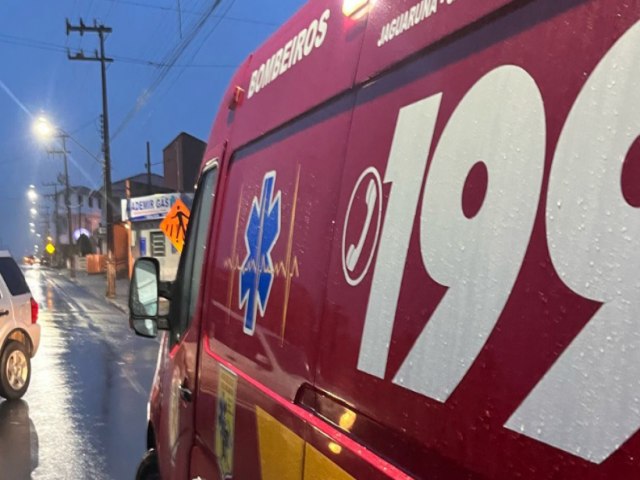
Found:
[343,0,370,17]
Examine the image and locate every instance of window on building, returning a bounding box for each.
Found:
[88,196,93,208]
[97,198,102,209]
[78,194,83,205]
[150,231,166,257]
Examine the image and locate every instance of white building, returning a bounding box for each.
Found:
[51,186,103,253]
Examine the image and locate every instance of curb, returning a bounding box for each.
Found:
[58,270,129,314]
[106,297,128,314]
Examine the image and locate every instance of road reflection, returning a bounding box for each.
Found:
[0,400,38,479]
[17,266,158,479]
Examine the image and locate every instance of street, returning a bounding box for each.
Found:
[0,266,158,480]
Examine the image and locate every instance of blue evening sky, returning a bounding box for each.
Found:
[0,0,305,255]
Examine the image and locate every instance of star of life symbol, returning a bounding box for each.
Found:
[239,171,281,335]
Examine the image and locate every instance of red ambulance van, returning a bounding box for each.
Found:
[128,0,640,478]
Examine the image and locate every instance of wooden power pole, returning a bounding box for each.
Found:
[66,19,116,297]
[146,141,152,195]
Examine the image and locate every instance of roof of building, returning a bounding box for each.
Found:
[56,185,102,197]
[163,131,206,150]
[113,172,165,187]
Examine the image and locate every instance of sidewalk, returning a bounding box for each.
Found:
[68,270,130,314]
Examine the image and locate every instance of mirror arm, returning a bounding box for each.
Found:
[159,280,173,300]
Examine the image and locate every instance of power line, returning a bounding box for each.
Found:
[66,134,103,165]
[0,33,66,53]
[97,0,278,25]
[111,54,236,68]
[70,115,102,135]
[110,0,225,141]
[161,0,236,95]
[0,33,235,68]
[102,0,210,15]
[185,0,236,66]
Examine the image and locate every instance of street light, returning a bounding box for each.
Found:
[32,114,76,279]
[30,207,37,217]
[33,116,55,140]
[27,188,37,203]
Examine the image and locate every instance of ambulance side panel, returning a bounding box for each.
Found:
[313,1,640,479]
[191,95,356,479]
[229,0,364,149]
[190,0,640,479]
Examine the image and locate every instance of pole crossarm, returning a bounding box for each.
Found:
[66,18,112,35]
[67,49,114,63]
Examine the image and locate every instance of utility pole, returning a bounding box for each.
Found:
[99,115,108,239]
[43,182,61,267]
[43,181,62,248]
[176,0,183,38]
[66,18,116,297]
[146,141,152,195]
[78,195,83,238]
[39,206,51,247]
[46,136,75,278]
[42,184,58,237]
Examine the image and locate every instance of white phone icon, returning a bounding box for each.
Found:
[346,178,377,272]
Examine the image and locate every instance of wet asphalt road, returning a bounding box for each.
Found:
[0,266,159,480]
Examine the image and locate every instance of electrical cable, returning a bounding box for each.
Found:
[109,0,225,141]
[0,33,235,68]
[160,0,236,97]
[98,0,275,25]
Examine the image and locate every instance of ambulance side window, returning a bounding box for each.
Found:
[170,164,219,343]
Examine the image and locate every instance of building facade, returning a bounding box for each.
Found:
[121,192,193,281]
[163,132,206,193]
[51,186,103,253]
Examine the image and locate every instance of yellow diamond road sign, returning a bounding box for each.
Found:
[160,198,191,252]
[45,242,55,255]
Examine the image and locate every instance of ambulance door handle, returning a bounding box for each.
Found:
[178,381,193,402]
[0,310,9,317]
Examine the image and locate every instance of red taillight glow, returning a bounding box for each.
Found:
[30,298,38,324]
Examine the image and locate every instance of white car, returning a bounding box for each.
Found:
[0,251,40,399]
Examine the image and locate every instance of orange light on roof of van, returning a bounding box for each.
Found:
[342,0,370,17]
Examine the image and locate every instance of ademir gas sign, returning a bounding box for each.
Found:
[123,193,181,222]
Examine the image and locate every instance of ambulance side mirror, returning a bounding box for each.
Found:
[129,257,164,338]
